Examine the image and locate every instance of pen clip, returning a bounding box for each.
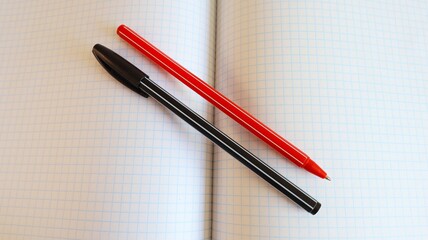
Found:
[92,44,149,98]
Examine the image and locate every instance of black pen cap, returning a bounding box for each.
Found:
[92,44,149,98]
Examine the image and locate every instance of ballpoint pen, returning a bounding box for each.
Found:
[92,44,321,214]
[117,24,330,180]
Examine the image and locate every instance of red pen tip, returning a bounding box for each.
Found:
[304,158,328,179]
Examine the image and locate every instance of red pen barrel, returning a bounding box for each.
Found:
[117,24,328,179]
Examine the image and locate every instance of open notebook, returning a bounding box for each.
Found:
[1,0,427,239]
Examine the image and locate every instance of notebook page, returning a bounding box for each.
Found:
[0,1,215,239]
[213,0,428,239]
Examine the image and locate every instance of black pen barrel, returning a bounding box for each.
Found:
[139,77,321,215]
[92,44,320,214]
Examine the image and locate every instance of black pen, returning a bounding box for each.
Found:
[92,44,321,215]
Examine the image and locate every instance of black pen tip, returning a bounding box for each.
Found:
[92,44,149,98]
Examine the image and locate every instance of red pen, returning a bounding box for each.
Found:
[117,24,330,180]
